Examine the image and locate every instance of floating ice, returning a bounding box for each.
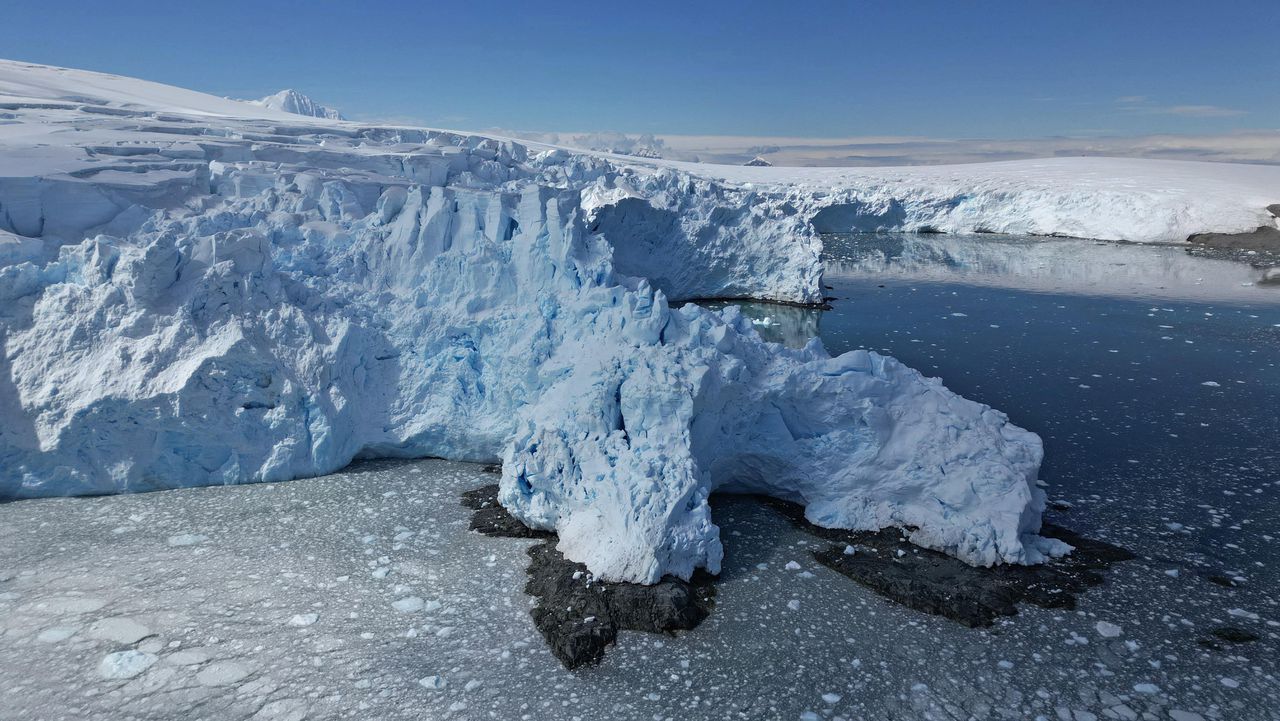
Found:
[98,650,157,680]
[1094,621,1122,638]
[419,675,447,690]
[391,597,426,613]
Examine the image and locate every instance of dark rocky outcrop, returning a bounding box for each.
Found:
[758,496,1135,628]
[462,484,714,669]
[1187,225,1280,251]
[460,484,553,539]
[524,543,716,669]
[463,483,1131,667]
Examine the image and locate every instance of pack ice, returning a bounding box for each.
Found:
[6,61,1276,583]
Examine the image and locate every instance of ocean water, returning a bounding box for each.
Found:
[734,234,1280,596]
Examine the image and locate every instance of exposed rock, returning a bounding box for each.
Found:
[1266,203,1280,217]
[1187,225,1280,251]
[465,483,1131,664]
[463,484,713,668]
[524,542,715,669]
[461,485,552,540]
[758,496,1134,628]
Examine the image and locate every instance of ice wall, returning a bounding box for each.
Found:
[0,60,1086,583]
[0,160,1057,582]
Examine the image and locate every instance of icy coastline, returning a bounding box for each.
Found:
[3,59,1277,582]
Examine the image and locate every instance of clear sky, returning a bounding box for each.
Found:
[3,0,1275,139]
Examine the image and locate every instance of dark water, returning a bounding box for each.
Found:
[733,235,1280,544]
[717,234,1280,674]
[815,235,1280,578]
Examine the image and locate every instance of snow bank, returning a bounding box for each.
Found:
[9,58,1272,582]
[690,157,1280,244]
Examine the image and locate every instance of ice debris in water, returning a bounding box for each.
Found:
[418,675,447,690]
[98,650,158,680]
[1095,621,1123,638]
[391,597,425,613]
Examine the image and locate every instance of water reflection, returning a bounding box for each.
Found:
[824,233,1280,302]
[695,299,822,348]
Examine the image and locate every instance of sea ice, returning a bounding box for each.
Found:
[98,650,158,679]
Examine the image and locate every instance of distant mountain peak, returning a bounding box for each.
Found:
[253,89,344,120]
[743,156,773,167]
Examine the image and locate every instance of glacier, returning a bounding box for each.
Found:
[3,60,1278,583]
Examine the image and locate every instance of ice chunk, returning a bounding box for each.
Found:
[391,597,425,613]
[88,617,151,644]
[99,650,158,679]
[1094,621,1122,638]
[418,675,447,689]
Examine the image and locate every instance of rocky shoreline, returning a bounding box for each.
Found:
[461,484,715,669]
[463,481,1138,668]
[756,496,1136,628]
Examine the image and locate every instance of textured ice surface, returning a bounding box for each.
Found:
[250,89,344,120]
[4,60,1275,582]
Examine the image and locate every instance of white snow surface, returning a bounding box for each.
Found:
[251,89,345,120]
[4,60,1275,583]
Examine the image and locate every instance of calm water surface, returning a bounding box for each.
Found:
[731,234,1280,588]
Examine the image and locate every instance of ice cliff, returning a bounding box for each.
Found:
[6,60,1277,583]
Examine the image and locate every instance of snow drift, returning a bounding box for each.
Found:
[5,60,1276,582]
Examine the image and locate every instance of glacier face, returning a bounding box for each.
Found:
[36,59,1280,581]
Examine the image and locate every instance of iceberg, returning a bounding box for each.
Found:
[4,59,1275,582]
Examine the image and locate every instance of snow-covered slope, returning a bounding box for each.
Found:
[0,60,297,119]
[671,157,1280,244]
[2,59,1272,583]
[252,89,344,120]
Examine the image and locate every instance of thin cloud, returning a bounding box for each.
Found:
[1115,96,1246,117]
[1162,105,1247,118]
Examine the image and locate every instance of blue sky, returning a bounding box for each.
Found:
[3,0,1275,139]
